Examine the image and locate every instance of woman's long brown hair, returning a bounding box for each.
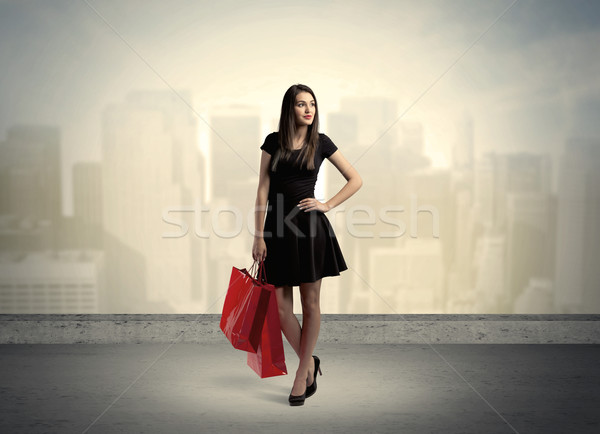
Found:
[271,83,320,171]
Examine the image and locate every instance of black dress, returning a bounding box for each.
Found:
[260,132,348,287]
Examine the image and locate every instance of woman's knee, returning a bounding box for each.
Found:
[300,280,321,312]
[276,285,294,319]
[278,303,294,320]
[300,292,320,313]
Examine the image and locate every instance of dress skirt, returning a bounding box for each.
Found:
[262,198,348,287]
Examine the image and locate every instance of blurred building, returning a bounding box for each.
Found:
[209,108,260,203]
[73,162,103,228]
[0,249,103,314]
[0,214,53,252]
[337,96,398,150]
[506,192,555,308]
[472,231,506,313]
[513,277,554,314]
[67,161,104,249]
[369,238,444,313]
[472,151,554,312]
[206,107,262,311]
[326,100,397,311]
[0,125,62,252]
[452,111,474,171]
[0,125,62,223]
[101,90,203,313]
[554,138,600,313]
[473,154,496,229]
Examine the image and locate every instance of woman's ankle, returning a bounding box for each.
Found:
[294,369,309,380]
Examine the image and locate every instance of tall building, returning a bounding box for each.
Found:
[506,192,554,307]
[446,170,477,312]
[205,107,262,312]
[0,125,62,224]
[325,110,367,311]
[326,112,358,149]
[554,138,600,313]
[452,111,474,170]
[398,121,424,156]
[473,231,506,312]
[326,103,434,312]
[73,162,103,228]
[70,162,103,249]
[101,90,204,312]
[209,107,261,202]
[473,153,495,229]
[474,151,552,230]
[369,239,444,313]
[338,96,397,149]
[473,151,553,312]
[326,102,399,312]
[494,153,552,230]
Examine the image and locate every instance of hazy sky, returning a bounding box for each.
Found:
[1,0,599,215]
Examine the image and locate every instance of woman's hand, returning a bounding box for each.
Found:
[297,198,331,213]
[252,237,267,261]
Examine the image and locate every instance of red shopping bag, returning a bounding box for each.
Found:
[220,262,271,353]
[247,269,288,378]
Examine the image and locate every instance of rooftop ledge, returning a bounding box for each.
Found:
[1,314,599,344]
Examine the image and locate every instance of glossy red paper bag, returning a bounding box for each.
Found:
[220,264,271,353]
[247,285,288,378]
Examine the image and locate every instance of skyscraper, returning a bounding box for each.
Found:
[0,125,62,224]
[452,111,474,170]
[101,90,203,312]
[554,138,600,313]
[208,107,261,202]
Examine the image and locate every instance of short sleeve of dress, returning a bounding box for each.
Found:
[260,132,278,155]
[320,134,339,159]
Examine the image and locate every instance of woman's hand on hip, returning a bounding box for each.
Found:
[297,198,331,213]
[252,237,267,262]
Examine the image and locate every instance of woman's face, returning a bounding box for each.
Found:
[294,91,315,127]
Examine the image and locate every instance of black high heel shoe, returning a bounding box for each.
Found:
[288,384,306,406]
[305,355,322,398]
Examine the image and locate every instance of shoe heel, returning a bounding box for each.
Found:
[314,355,322,376]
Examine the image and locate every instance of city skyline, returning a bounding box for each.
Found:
[1,1,599,314]
[2,1,599,216]
[2,88,599,314]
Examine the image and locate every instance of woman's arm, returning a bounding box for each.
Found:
[298,149,362,213]
[252,150,271,261]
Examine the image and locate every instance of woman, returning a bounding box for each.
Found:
[252,84,362,406]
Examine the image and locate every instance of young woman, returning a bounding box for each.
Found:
[252,84,362,406]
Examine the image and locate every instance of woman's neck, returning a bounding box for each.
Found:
[293,125,308,147]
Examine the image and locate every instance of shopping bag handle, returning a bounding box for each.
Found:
[247,260,268,283]
[249,260,259,277]
[257,260,268,283]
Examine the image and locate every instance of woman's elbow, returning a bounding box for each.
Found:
[354,174,363,190]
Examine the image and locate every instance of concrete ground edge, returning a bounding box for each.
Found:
[1,314,599,344]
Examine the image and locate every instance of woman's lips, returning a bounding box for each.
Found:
[304,116,312,119]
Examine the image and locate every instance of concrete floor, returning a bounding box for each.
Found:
[0,343,599,434]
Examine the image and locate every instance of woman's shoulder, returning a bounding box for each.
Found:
[318,132,336,146]
[318,132,338,158]
[263,131,278,143]
[260,131,279,155]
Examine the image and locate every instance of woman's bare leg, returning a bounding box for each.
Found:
[275,285,302,357]
[290,279,322,396]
